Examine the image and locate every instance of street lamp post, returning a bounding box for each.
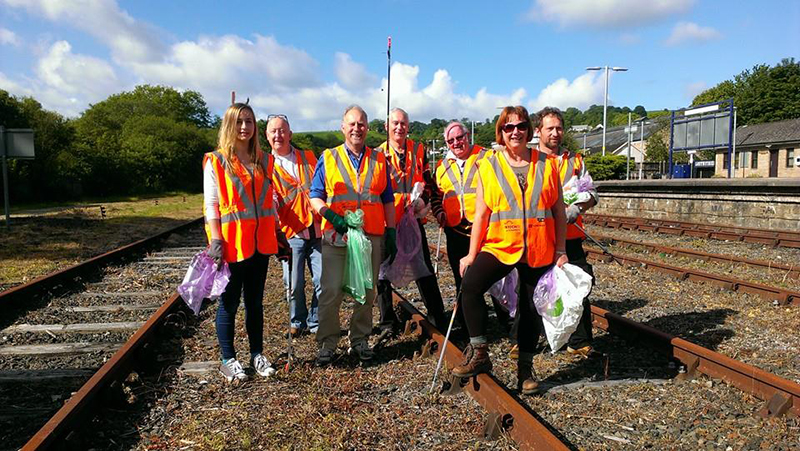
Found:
[586,65,628,156]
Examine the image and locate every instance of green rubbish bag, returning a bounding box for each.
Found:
[342,209,373,304]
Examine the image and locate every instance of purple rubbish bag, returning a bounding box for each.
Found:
[380,206,431,287]
[488,269,518,317]
[177,250,231,315]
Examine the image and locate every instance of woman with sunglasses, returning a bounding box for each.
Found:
[453,105,568,395]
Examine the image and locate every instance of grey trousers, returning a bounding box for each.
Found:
[316,234,384,351]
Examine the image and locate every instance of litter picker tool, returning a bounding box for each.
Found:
[574,223,624,266]
[433,227,442,275]
[283,257,294,372]
[430,287,461,394]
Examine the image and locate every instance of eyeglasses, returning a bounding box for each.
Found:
[267,114,289,122]
[502,121,530,133]
[446,133,467,145]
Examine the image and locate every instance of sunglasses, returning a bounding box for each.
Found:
[501,121,530,133]
[267,114,289,122]
[446,133,467,145]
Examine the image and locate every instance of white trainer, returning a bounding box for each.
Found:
[250,354,277,377]
[219,359,248,382]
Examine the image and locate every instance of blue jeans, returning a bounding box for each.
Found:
[281,235,322,331]
[216,253,269,361]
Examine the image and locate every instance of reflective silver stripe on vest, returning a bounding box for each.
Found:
[487,151,550,223]
[276,149,313,207]
[562,153,576,186]
[214,151,273,224]
[328,147,381,207]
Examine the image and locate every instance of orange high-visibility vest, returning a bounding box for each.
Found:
[436,145,489,227]
[479,149,560,267]
[321,144,388,244]
[272,148,320,239]
[204,150,278,263]
[379,139,425,223]
[557,151,586,240]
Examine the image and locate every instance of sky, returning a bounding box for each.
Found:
[1,0,798,131]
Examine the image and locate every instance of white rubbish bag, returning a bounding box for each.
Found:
[532,263,593,353]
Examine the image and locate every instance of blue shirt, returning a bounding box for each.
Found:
[310,144,394,203]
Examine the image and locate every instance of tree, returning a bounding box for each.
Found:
[633,105,647,117]
[0,91,85,200]
[692,58,800,125]
[368,119,385,133]
[584,155,627,180]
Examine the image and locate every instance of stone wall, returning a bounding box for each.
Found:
[594,179,800,231]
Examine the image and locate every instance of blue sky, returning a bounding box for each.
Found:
[1,0,798,131]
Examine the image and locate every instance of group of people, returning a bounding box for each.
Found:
[203,101,597,394]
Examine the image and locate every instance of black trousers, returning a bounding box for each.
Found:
[565,238,594,347]
[461,252,550,354]
[444,226,514,334]
[378,220,447,330]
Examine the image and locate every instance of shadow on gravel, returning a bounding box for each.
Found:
[644,308,737,352]
[592,296,649,316]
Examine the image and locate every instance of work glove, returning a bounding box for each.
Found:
[565,204,581,224]
[208,239,224,270]
[276,231,291,262]
[322,208,348,235]
[385,227,397,263]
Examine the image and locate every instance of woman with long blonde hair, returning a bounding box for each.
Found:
[203,102,288,382]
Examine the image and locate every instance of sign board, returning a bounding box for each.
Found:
[3,129,35,159]
[669,99,734,178]
[624,126,638,133]
[695,160,715,168]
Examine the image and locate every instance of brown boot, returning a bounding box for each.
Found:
[518,353,539,395]
[452,343,492,377]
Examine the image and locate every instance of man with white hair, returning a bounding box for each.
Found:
[309,105,397,365]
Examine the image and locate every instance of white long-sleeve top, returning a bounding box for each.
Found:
[203,158,254,220]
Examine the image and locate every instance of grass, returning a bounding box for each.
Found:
[0,193,203,289]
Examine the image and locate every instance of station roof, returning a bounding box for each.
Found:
[577,122,662,154]
[736,117,800,148]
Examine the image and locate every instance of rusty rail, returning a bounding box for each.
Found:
[394,293,571,450]
[590,305,800,417]
[22,293,183,450]
[1,217,203,308]
[10,218,204,450]
[431,240,799,417]
[585,214,800,249]
[584,248,800,305]
[591,233,800,280]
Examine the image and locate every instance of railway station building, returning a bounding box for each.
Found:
[714,117,800,178]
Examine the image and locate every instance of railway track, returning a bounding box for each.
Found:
[588,232,800,281]
[0,219,205,451]
[586,213,800,249]
[426,238,800,435]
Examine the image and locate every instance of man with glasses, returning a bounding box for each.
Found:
[374,108,447,342]
[533,107,598,358]
[267,114,322,338]
[309,105,396,365]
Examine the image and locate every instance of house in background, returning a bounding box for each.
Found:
[715,117,800,178]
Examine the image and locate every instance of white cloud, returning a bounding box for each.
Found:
[36,41,119,98]
[334,52,378,91]
[2,0,165,62]
[524,0,694,28]
[0,0,610,129]
[684,81,708,100]
[0,28,20,46]
[529,72,605,112]
[665,22,722,46]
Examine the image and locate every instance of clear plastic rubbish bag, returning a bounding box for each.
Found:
[342,209,373,304]
[177,250,231,315]
[532,263,592,353]
[379,206,431,287]
[562,172,595,206]
[488,269,518,317]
